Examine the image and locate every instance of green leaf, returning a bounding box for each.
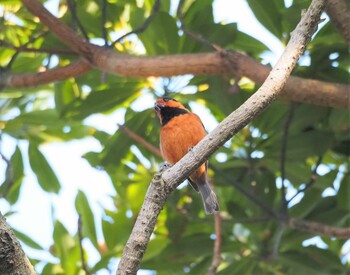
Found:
[289,188,323,218]
[67,80,143,119]
[28,143,60,193]
[137,12,179,55]
[12,228,44,250]
[102,210,132,250]
[265,130,334,161]
[246,0,284,39]
[41,263,65,275]
[90,253,114,273]
[11,53,46,73]
[143,236,170,261]
[337,174,350,211]
[52,221,81,274]
[75,190,98,249]
[100,108,154,168]
[4,109,94,142]
[0,146,24,204]
[54,79,80,117]
[279,250,322,274]
[231,30,270,56]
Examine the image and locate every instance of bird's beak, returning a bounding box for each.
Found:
[154,102,165,112]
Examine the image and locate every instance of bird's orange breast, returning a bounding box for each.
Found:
[160,113,206,165]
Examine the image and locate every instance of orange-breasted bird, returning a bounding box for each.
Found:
[154,96,219,214]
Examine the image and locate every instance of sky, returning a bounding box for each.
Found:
[0,0,348,274]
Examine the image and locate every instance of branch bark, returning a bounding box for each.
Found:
[16,0,350,109]
[208,212,222,275]
[2,59,91,88]
[116,0,327,274]
[0,213,36,275]
[326,0,350,47]
[288,218,350,239]
[117,124,162,157]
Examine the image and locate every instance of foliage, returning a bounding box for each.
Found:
[0,0,349,274]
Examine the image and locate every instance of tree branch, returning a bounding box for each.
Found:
[177,0,218,50]
[111,0,161,47]
[18,0,349,109]
[0,213,37,275]
[208,212,222,275]
[288,218,350,239]
[67,0,89,40]
[288,155,323,204]
[101,0,108,46]
[78,215,90,275]
[117,124,162,157]
[1,59,91,88]
[116,1,327,273]
[211,165,278,218]
[280,105,295,214]
[326,0,350,47]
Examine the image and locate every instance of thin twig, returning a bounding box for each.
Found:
[176,0,220,51]
[288,155,323,204]
[268,105,294,262]
[67,0,89,40]
[289,218,350,239]
[234,216,272,224]
[6,32,49,69]
[78,215,90,275]
[0,39,76,55]
[211,166,278,219]
[117,124,162,157]
[268,222,286,262]
[279,105,295,215]
[111,0,161,47]
[101,0,108,46]
[208,212,222,275]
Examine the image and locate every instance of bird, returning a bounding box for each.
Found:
[154,96,219,214]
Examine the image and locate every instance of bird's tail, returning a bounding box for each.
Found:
[197,181,219,215]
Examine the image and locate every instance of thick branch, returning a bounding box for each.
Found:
[288,218,350,239]
[21,0,96,57]
[2,59,91,88]
[326,0,350,47]
[0,213,36,275]
[19,0,349,109]
[116,1,327,274]
[3,52,348,109]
